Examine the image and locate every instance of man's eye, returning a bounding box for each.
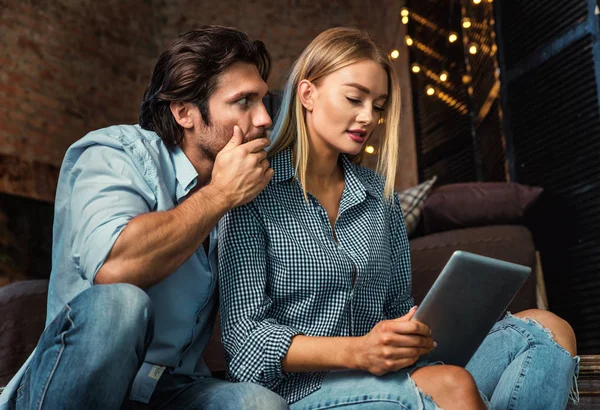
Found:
[236,97,249,106]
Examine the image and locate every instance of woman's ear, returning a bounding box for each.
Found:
[298,80,315,112]
[170,102,196,129]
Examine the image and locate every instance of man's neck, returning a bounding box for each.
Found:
[180,139,214,188]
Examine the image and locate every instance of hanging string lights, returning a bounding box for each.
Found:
[393,1,491,116]
[390,0,496,115]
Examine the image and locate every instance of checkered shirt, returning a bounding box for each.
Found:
[218,148,414,404]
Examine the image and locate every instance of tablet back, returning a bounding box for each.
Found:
[413,251,531,367]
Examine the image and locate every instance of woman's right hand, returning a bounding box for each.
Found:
[354,306,435,375]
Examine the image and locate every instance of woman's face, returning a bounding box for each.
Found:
[304,59,389,156]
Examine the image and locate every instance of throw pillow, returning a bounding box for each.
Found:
[422,182,543,234]
[398,176,438,237]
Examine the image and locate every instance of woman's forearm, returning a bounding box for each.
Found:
[282,335,361,372]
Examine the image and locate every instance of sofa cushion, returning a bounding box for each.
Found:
[398,176,437,237]
[409,225,537,314]
[0,279,48,386]
[422,182,543,234]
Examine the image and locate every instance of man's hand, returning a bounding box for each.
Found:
[354,306,435,376]
[209,125,274,208]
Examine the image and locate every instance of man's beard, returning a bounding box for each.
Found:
[244,128,267,143]
[202,124,267,160]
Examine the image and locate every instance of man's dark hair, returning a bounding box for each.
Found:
[139,25,271,148]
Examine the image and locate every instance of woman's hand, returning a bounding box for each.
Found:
[354,306,435,375]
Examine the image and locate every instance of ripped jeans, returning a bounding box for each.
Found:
[289,313,579,410]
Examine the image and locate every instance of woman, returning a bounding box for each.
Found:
[218,27,579,409]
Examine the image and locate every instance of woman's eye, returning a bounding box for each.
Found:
[374,106,385,113]
[236,97,249,106]
[346,97,361,105]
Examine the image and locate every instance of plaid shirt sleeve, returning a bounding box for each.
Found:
[218,203,302,389]
[383,192,415,319]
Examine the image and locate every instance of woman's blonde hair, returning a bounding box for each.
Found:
[269,27,401,200]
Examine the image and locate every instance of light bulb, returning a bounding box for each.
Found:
[448,32,458,43]
[390,49,400,59]
[402,16,409,24]
[426,86,435,96]
[411,64,420,73]
[405,36,414,46]
[401,8,409,17]
[473,0,482,3]
[463,18,472,29]
[469,44,478,54]
[439,71,449,82]
[365,145,375,154]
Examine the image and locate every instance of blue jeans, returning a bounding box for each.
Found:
[13,284,288,410]
[290,314,579,410]
[466,313,579,410]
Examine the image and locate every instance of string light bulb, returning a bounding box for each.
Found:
[390,49,400,59]
[463,18,472,28]
[402,16,409,24]
[448,32,458,43]
[469,43,478,54]
[439,71,449,82]
[401,7,409,17]
[426,85,435,96]
[405,36,414,46]
[411,63,421,73]
[364,145,375,154]
[473,0,482,3]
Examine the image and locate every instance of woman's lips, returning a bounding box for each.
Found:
[347,131,366,143]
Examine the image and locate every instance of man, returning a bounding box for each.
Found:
[0,26,289,410]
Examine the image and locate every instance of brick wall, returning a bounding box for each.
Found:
[0,0,158,201]
[156,0,389,89]
[0,0,417,203]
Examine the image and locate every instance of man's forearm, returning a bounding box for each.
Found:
[95,184,231,288]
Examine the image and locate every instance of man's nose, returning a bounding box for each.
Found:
[254,102,272,129]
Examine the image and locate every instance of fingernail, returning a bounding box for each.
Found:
[411,305,418,311]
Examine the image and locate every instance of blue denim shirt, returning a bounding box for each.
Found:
[0,125,218,408]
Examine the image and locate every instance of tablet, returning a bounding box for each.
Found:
[412,250,531,367]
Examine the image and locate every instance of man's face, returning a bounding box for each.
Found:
[194,62,272,159]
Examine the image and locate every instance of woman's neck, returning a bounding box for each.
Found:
[304,140,344,190]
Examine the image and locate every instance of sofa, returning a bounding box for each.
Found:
[0,182,542,388]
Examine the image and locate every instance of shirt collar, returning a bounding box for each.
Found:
[271,148,296,183]
[170,146,198,202]
[270,147,379,198]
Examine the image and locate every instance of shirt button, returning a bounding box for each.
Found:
[195,316,200,324]
[178,360,183,367]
